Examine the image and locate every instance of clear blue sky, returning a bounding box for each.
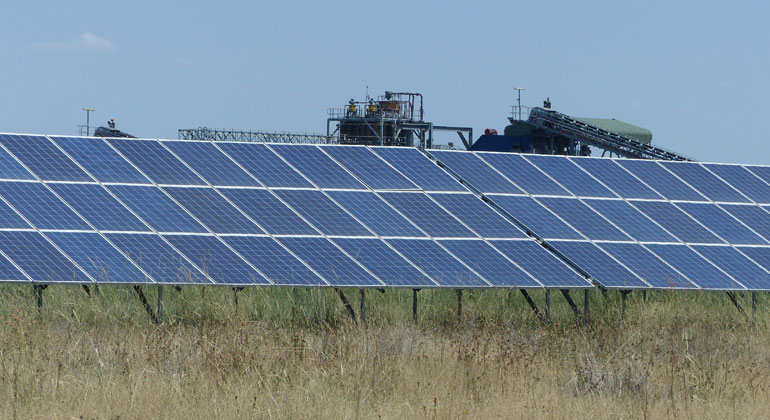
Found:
[2,1,768,163]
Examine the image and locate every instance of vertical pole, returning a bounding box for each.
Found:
[752,292,757,326]
[621,290,627,317]
[456,289,462,323]
[412,289,418,323]
[157,285,163,322]
[545,289,551,321]
[583,289,590,326]
[359,289,366,323]
[34,285,44,312]
[643,290,647,302]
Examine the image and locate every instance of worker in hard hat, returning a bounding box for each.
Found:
[108,118,116,129]
[347,99,357,116]
[543,97,552,109]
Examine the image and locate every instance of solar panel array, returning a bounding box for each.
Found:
[430,150,770,291]
[0,133,591,289]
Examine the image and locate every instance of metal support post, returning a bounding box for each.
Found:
[456,289,463,323]
[157,285,163,321]
[359,289,366,323]
[233,287,244,308]
[560,289,582,319]
[412,289,419,322]
[82,284,91,297]
[335,288,357,322]
[642,290,647,302]
[620,290,631,317]
[726,291,749,323]
[584,289,590,325]
[545,289,551,321]
[752,292,757,325]
[33,284,47,312]
[520,289,545,323]
[133,286,159,324]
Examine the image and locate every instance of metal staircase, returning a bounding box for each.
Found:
[527,107,694,161]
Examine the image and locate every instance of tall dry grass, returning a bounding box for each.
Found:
[0,285,768,419]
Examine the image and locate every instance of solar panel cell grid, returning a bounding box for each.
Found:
[108,139,206,185]
[704,164,770,204]
[632,200,724,244]
[164,187,263,234]
[598,243,696,289]
[720,205,770,239]
[106,233,207,284]
[46,232,148,283]
[616,160,707,201]
[645,244,742,290]
[50,183,150,232]
[536,197,631,241]
[224,236,325,286]
[321,146,418,190]
[108,185,207,233]
[275,190,371,236]
[0,135,92,181]
[163,234,269,285]
[675,202,767,245]
[278,237,383,286]
[0,142,36,180]
[270,144,365,189]
[0,199,31,229]
[548,241,648,289]
[429,193,527,239]
[371,147,467,192]
[583,199,677,243]
[428,151,524,194]
[219,188,319,235]
[163,141,261,187]
[692,245,770,291]
[660,161,750,203]
[0,182,91,230]
[0,231,88,283]
[326,191,424,237]
[386,239,488,286]
[523,155,616,198]
[52,137,151,184]
[217,143,313,188]
[380,192,476,238]
[489,240,591,288]
[438,239,541,287]
[571,157,662,199]
[333,238,435,287]
[490,195,584,239]
[478,153,570,196]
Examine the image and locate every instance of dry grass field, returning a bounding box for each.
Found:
[1,285,769,419]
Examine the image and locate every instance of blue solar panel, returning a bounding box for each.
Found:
[438,239,540,287]
[371,147,467,191]
[616,160,707,201]
[692,245,770,291]
[549,241,648,289]
[46,232,148,283]
[477,153,570,196]
[0,141,35,180]
[645,244,742,290]
[387,239,488,286]
[660,161,749,203]
[108,186,207,233]
[584,199,677,243]
[536,197,631,241]
[270,144,365,189]
[736,246,770,274]
[0,199,31,229]
[108,139,206,185]
[224,236,325,286]
[0,231,88,283]
[571,158,663,199]
[380,192,476,238]
[0,135,92,181]
[745,166,770,190]
[429,193,527,239]
[333,238,435,287]
[279,237,383,286]
[164,187,263,234]
[0,251,29,281]
[106,233,207,284]
[524,155,616,198]
[163,141,261,187]
[220,188,318,235]
[428,150,524,194]
[703,164,770,204]
[632,201,724,244]
[52,137,150,184]
[321,146,418,190]
[720,205,770,241]
[326,191,424,237]
[163,234,269,285]
[0,182,90,230]
[597,243,696,289]
[490,195,583,239]
[217,143,312,188]
[489,240,590,288]
[275,190,371,236]
[50,184,150,232]
[676,202,767,245]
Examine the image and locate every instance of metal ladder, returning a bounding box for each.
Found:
[528,107,694,161]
